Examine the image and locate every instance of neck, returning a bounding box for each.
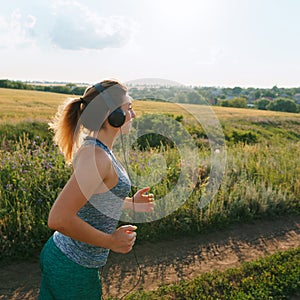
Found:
[92,128,120,150]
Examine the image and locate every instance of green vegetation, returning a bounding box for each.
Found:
[0,79,86,95]
[267,97,299,113]
[1,112,299,260]
[117,247,300,299]
[1,79,300,113]
[0,89,299,300]
[219,97,248,108]
[0,134,71,259]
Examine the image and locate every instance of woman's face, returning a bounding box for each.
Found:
[120,98,136,133]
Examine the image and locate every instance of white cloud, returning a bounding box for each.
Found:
[50,0,139,50]
[0,10,37,49]
[0,1,138,51]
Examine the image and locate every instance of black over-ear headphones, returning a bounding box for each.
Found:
[93,83,126,128]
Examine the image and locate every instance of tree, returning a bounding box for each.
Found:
[186,91,206,104]
[271,85,279,96]
[232,86,242,95]
[261,90,276,98]
[254,98,271,110]
[267,97,298,113]
[220,97,247,108]
[230,97,247,108]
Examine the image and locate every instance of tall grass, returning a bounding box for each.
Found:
[121,247,300,299]
[133,140,300,242]
[210,141,300,222]
[0,115,299,260]
[0,135,71,259]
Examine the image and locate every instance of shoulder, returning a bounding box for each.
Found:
[73,143,113,185]
[76,143,111,165]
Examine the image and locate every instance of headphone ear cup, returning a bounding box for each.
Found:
[108,108,126,127]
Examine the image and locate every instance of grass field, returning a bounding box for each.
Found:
[0,88,299,299]
[1,88,299,123]
[0,88,68,123]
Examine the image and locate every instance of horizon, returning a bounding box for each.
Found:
[2,77,300,90]
[1,1,300,89]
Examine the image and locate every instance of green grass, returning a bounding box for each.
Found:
[118,247,300,300]
[0,89,299,261]
[0,89,299,300]
[0,119,299,260]
[0,135,71,259]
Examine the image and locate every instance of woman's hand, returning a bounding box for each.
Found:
[128,187,155,212]
[109,225,137,254]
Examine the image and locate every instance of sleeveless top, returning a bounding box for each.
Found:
[53,138,131,268]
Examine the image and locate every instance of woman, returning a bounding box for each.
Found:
[39,79,154,299]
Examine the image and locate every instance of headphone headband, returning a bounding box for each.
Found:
[93,83,116,110]
[93,82,126,128]
[93,83,105,93]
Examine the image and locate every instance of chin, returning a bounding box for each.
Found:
[121,122,132,134]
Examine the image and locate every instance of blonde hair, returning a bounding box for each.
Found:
[49,79,128,163]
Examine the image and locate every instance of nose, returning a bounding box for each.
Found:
[130,109,136,119]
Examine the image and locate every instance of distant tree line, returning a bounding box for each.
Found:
[129,84,300,113]
[1,79,299,113]
[0,79,86,95]
[217,96,299,113]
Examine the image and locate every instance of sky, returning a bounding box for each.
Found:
[1,0,300,88]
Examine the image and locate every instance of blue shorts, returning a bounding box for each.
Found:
[39,236,102,300]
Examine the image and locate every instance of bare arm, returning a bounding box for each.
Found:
[48,146,136,253]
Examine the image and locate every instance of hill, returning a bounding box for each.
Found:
[1,88,299,124]
[125,77,184,87]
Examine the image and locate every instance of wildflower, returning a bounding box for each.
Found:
[5,184,13,190]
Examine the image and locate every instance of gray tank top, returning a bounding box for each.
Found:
[53,138,131,268]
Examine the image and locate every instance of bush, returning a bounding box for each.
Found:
[0,122,52,148]
[131,114,192,150]
[267,97,298,113]
[230,130,259,145]
[220,97,247,108]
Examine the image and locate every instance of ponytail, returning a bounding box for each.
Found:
[49,98,84,163]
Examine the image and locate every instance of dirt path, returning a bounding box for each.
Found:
[1,215,300,300]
